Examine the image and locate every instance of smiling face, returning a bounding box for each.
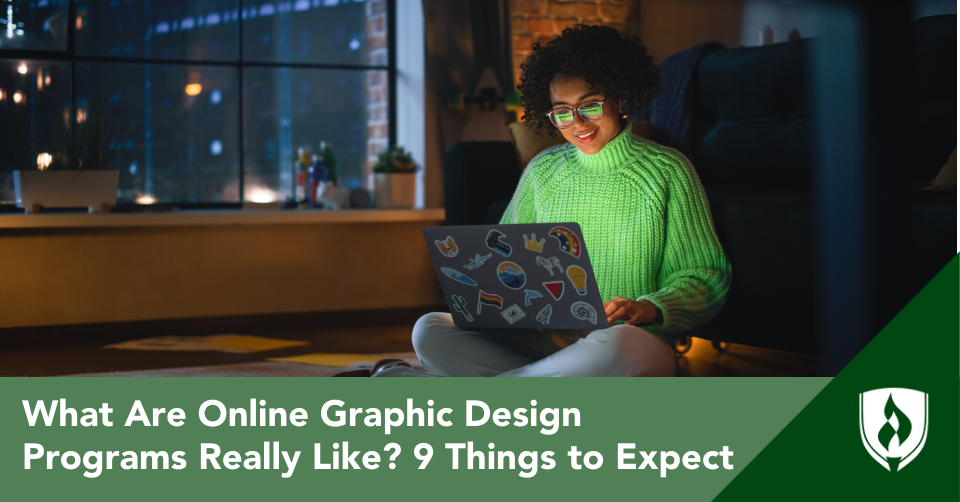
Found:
[549,74,622,155]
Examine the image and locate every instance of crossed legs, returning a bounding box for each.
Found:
[411,313,676,377]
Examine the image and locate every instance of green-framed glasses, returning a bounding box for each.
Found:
[546,100,606,129]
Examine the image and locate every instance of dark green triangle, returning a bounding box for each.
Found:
[713,255,959,501]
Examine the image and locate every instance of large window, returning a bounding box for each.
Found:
[0,0,393,207]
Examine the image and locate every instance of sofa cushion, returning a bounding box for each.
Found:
[695,40,812,191]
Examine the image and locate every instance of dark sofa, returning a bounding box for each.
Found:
[442,16,957,355]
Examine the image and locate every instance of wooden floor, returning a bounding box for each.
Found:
[677,338,823,377]
[0,321,823,377]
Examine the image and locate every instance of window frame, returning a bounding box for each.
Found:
[0,0,396,211]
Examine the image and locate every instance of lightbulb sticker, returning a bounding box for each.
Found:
[859,388,928,472]
[566,265,587,295]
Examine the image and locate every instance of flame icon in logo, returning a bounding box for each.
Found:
[859,388,928,472]
[878,394,912,458]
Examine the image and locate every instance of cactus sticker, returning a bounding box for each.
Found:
[451,294,473,322]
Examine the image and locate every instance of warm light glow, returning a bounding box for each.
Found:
[76,15,83,30]
[0,88,5,101]
[13,91,23,104]
[185,83,202,96]
[136,195,157,205]
[76,108,86,123]
[246,186,279,204]
[17,62,27,74]
[37,153,52,171]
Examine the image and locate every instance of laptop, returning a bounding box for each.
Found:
[423,223,609,330]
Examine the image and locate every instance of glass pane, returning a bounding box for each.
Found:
[0,58,71,204]
[75,61,240,203]
[243,67,386,203]
[0,0,69,51]
[241,0,384,66]
[75,0,240,61]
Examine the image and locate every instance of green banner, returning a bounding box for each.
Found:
[2,378,825,500]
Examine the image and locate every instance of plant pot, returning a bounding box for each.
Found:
[373,172,416,209]
[14,170,120,213]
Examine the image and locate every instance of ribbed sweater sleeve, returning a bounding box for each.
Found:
[637,150,732,339]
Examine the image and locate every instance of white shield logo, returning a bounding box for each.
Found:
[859,388,928,471]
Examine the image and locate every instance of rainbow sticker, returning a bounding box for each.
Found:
[477,290,504,315]
[549,226,582,258]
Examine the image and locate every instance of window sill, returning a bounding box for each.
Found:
[0,208,446,229]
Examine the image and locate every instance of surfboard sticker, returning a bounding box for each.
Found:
[441,267,478,286]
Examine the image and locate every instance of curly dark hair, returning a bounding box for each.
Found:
[517,24,659,137]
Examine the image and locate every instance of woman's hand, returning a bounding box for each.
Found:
[602,297,662,325]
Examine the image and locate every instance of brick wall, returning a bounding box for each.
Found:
[510,0,637,85]
[365,0,389,185]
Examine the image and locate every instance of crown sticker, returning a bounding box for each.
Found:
[523,233,545,253]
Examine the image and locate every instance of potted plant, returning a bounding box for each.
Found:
[14,105,122,214]
[372,146,418,209]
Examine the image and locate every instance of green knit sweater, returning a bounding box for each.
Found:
[500,125,732,344]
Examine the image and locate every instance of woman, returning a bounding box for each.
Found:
[407,24,731,377]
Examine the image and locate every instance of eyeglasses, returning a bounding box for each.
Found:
[546,100,606,129]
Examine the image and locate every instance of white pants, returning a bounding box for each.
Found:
[411,313,677,377]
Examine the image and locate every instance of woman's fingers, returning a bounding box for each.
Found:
[603,299,624,316]
[606,306,628,323]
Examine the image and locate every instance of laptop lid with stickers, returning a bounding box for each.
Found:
[423,223,609,330]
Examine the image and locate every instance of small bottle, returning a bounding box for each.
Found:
[295,147,311,208]
[310,153,328,207]
[318,141,337,187]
